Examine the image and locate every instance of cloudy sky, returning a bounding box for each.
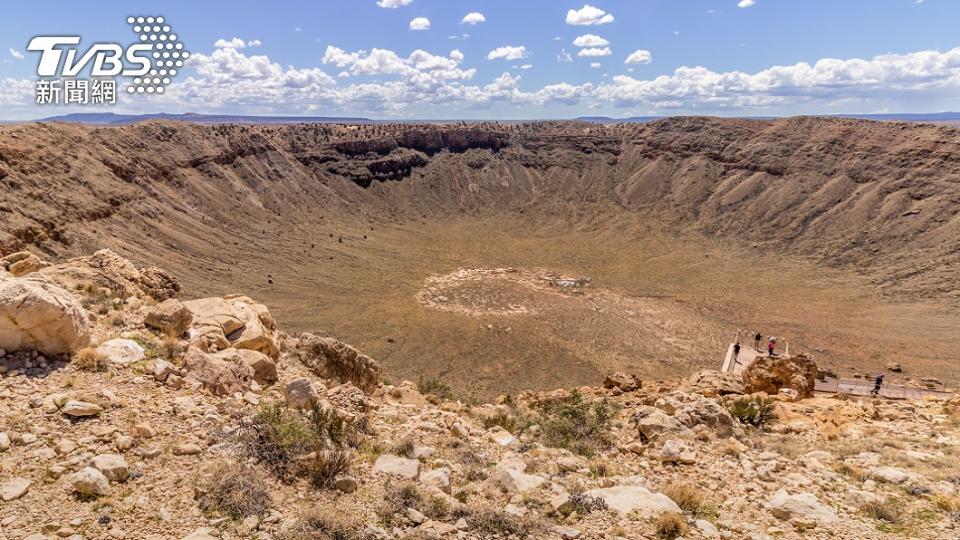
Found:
[2,0,959,120]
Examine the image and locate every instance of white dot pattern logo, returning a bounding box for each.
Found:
[125,15,188,95]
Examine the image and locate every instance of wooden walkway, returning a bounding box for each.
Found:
[721,343,954,401]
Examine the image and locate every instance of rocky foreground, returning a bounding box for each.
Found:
[0,250,958,540]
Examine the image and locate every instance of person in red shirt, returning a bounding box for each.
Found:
[767,338,776,356]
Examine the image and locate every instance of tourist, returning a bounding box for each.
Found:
[754,332,762,351]
[871,373,884,396]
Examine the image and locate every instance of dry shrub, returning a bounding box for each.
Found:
[655,511,688,539]
[73,348,109,372]
[661,482,706,515]
[196,461,272,520]
[305,450,352,489]
[245,401,355,485]
[534,389,617,456]
[463,505,540,538]
[418,377,454,401]
[281,507,372,540]
[933,494,960,513]
[861,499,901,523]
[833,462,867,483]
[378,482,450,526]
[389,438,416,459]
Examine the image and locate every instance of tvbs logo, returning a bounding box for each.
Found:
[28,16,189,104]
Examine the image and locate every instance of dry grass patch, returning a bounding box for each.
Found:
[661,482,707,516]
[280,507,373,540]
[196,461,272,520]
[861,499,902,524]
[72,347,109,372]
[462,505,541,538]
[655,511,688,539]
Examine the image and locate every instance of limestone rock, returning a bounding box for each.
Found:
[61,400,103,417]
[294,333,382,391]
[225,297,279,359]
[682,370,744,397]
[2,251,47,276]
[769,490,836,524]
[96,338,145,365]
[373,454,420,480]
[144,299,193,337]
[69,466,111,497]
[90,454,129,482]
[0,275,91,355]
[584,486,680,516]
[1,477,30,501]
[183,347,254,396]
[742,354,817,398]
[284,378,319,409]
[420,467,451,493]
[40,249,179,300]
[603,372,641,392]
[868,466,912,484]
[238,349,277,385]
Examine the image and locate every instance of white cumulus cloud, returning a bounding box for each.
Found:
[487,46,528,61]
[461,12,486,25]
[625,50,653,65]
[590,62,601,69]
[377,0,412,8]
[577,47,612,57]
[409,17,431,31]
[214,37,249,49]
[738,0,756,7]
[566,5,615,26]
[573,34,609,47]
[8,48,24,60]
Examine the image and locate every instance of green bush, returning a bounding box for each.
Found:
[535,389,617,456]
[246,401,356,485]
[418,377,454,401]
[728,396,777,428]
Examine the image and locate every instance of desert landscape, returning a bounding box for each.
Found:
[1,116,960,540]
[1,117,958,398]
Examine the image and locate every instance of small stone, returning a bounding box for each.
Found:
[172,443,203,456]
[1,477,30,501]
[69,466,111,497]
[284,378,319,409]
[334,475,358,493]
[61,400,103,418]
[373,454,420,480]
[91,453,129,482]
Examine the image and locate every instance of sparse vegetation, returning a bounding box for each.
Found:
[378,482,450,527]
[861,499,901,524]
[72,347,109,372]
[566,492,608,515]
[196,461,272,520]
[728,396,777,428]
[246,401,357,486]
[533,389,617,456]
[655,511,688,539]
[418,376,453,401]
[280,507,372,540]
[661,482,708,516]
[463,506,540,538]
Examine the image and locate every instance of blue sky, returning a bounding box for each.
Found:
[2,0,959,119]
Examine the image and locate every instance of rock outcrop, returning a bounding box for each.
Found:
[294,334,381,392]
[742,354,818,398]
[0,275,90,355]
[39,249,179,300]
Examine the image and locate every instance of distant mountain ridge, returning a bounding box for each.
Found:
[36,112,374,125]
[577,112,960,124]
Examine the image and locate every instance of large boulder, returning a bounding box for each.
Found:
[184,296,279,359]
[1,251,47,277]
[681,370,744,397]
[768,490,836,524]
[183,347,255,396]
[0,275,90,354]
[144,299,193,337]
[632,391,738,442]
[742,354,817,398]
[584,486,681,516]
[294,334,382,391]
[40,249,179,300]
[95,338,145,365]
